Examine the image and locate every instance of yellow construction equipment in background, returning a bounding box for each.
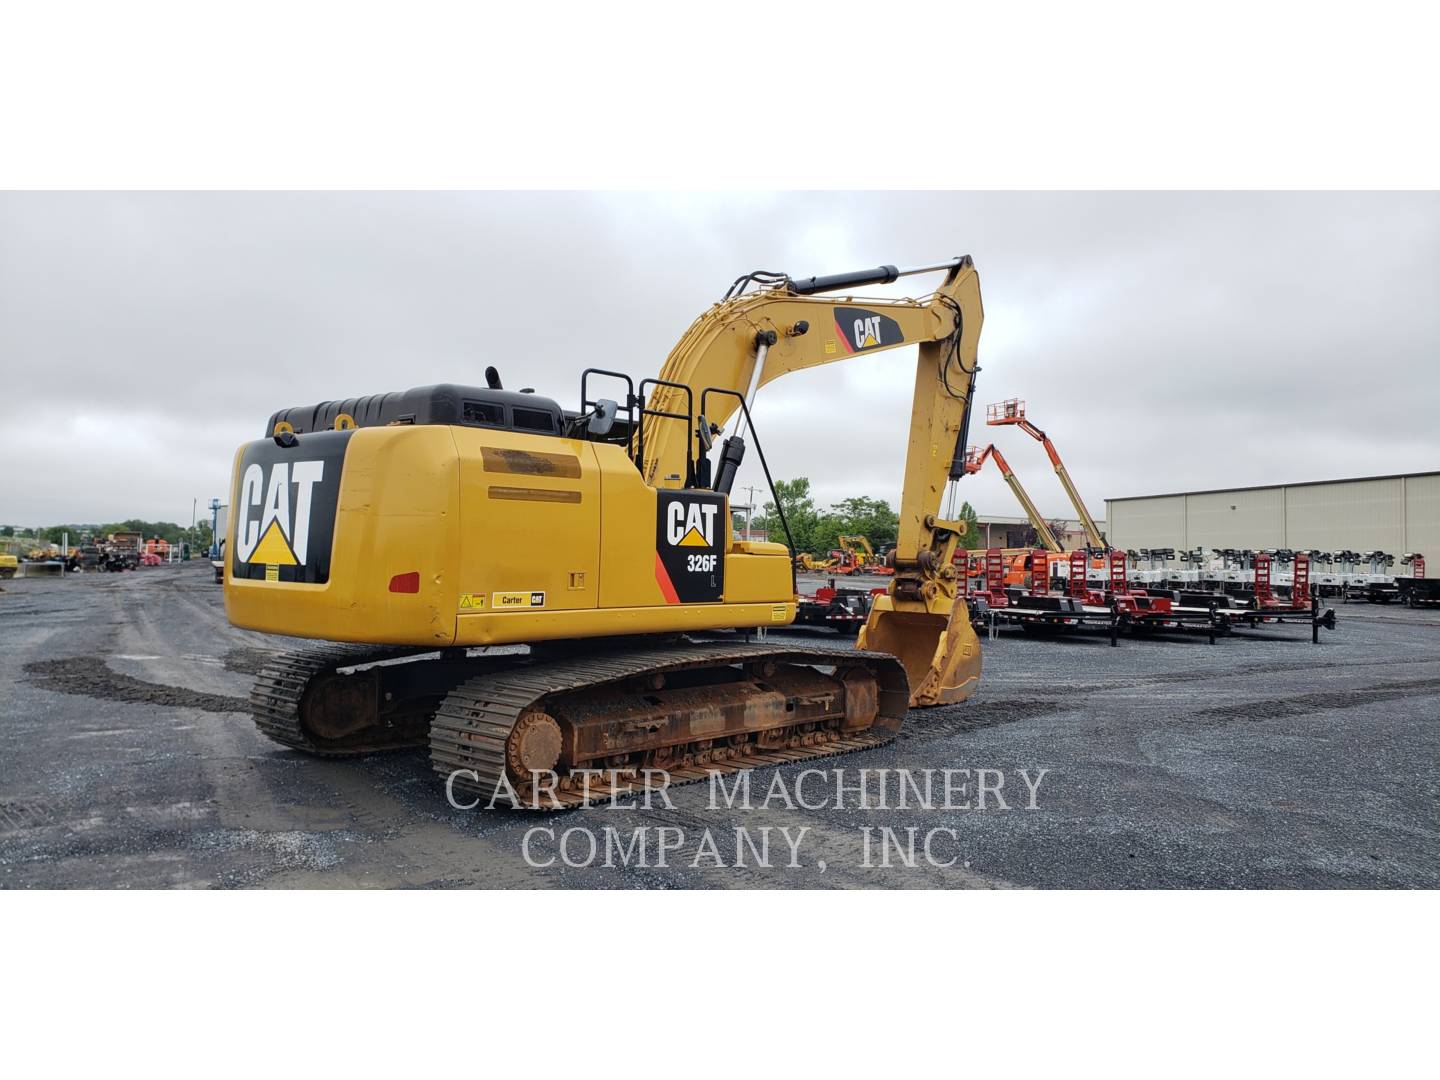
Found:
[794,552,838,572]
[225,257,986,807]
[832,535,895,576]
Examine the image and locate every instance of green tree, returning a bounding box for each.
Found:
[829,496,899,548]
[956,500,979,550]
[33,519,210,551]
[755,482,906,557]
[40,524,95,544]
[755,477,820,553]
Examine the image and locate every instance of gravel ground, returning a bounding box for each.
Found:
[1,562,1436,889]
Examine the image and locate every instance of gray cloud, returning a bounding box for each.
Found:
[2,192,1436,527]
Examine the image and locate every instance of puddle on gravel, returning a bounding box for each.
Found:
[23,657,250,713]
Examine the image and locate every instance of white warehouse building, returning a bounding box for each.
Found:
[1105,471,1440,555]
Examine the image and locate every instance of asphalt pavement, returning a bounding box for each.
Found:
[1,563,1436,888]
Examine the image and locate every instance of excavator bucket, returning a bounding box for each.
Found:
[857,594,982,707]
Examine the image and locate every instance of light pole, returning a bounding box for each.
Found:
[208,498,223,559]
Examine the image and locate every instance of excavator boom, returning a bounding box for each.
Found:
[638,257,986,705]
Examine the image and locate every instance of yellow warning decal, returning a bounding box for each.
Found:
[824,341,837,355]
[458,592,487,611]
[493,590,546,609]
[250,519,298,566]
[771,604,788,622]
[265,565,279,582]
[678,527,708,548]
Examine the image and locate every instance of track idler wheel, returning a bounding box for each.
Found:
[507,712,564,778]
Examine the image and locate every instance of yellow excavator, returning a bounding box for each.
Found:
[794,552,838,572]
[832,534,894,576]
[224,257,985,808]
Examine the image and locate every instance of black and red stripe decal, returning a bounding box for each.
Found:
[654,552,680,604]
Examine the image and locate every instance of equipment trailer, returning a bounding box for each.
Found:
[793,583,879,634]
[979,549,1336,645]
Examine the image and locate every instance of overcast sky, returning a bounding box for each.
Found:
[1,192,1437,529]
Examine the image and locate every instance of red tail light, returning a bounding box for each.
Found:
[389,572,420,594]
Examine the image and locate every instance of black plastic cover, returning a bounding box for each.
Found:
[266,383,564,437]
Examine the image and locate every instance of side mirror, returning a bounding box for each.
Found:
[587,399,618,437]
[695,414,715,452]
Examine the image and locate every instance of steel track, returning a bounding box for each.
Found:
[250,640,910,808]
[429,642,909,809]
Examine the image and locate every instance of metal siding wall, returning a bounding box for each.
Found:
[1186,488,1284,549]
[1404,473,1440,554]
[1285,478,1405,551]
[1106,495,1186,548]
[1108,474,1438,555]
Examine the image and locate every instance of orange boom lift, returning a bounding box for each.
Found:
[986,399,1105,549]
